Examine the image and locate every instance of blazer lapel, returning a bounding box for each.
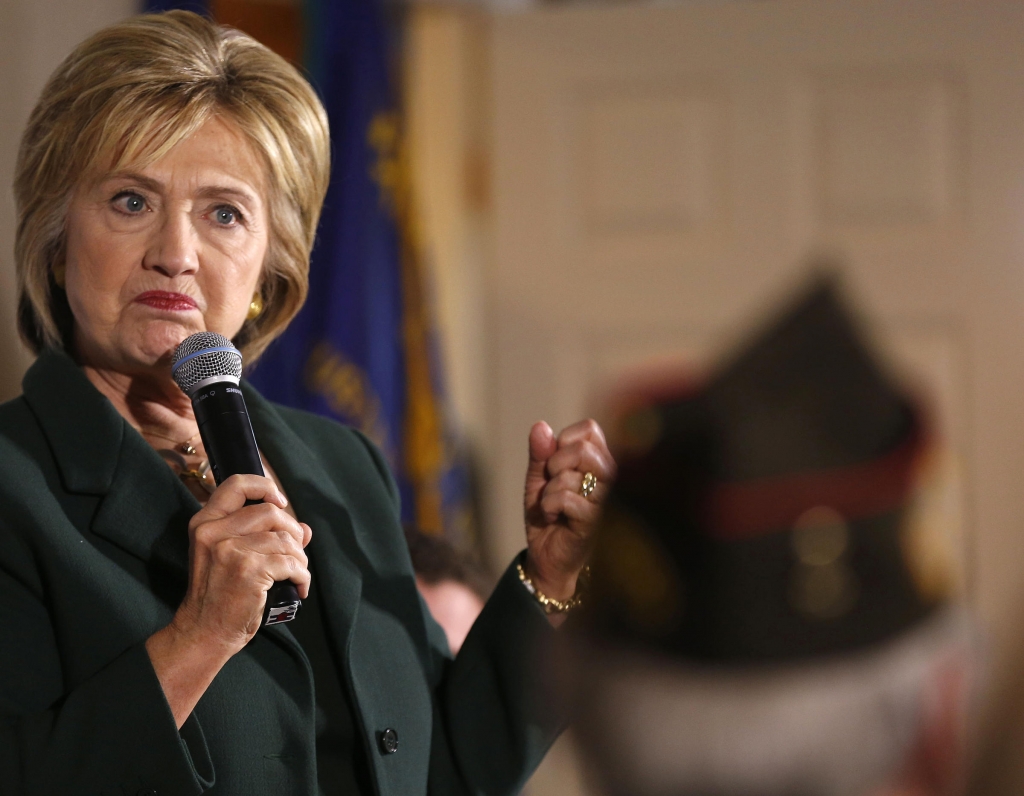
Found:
[243,385,364,658]
[89,433,197,582]
[23,353,363,663]
[22,350,195,582]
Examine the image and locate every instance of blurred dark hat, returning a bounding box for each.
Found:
[585,278,954,664]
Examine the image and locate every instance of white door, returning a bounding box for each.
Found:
[487,2,1024,792]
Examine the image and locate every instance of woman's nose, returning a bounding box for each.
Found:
[143,211,199,278]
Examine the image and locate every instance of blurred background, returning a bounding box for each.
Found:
[4,0,1024,792]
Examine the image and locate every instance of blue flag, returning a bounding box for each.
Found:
[251,0,412,502]
[140,0,471,540]
[143,0,208,13]
[252,0,470,539]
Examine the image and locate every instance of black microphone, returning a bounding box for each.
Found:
[172,331,302,627]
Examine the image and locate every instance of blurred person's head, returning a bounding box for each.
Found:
[406,529,490,654]
[565,280,976,796]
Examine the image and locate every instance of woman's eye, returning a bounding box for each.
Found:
[213,205,241,226]
[113,192,147,214]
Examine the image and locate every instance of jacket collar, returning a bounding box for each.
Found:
[21,350,364,656]
[22,349,198,579]
[22,348,125,495]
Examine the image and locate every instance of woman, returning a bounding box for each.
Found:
[2,11,614,796]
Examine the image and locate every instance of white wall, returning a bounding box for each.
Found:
[0,0,136,401]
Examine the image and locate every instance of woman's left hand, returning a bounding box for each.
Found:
[523,419,616,607]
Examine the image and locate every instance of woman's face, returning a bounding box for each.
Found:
[64,116,269,375]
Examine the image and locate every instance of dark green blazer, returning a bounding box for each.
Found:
[0,350,560,796]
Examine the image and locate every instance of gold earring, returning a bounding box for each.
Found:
[247,292,264,320]
[53,262,66,289]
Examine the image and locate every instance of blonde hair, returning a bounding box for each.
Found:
[14,10,330,362]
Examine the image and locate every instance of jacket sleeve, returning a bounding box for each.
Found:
[427,557,564,796]
[0,550,214,796]
[353,430,565,796]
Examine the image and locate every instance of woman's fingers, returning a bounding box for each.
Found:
[228,527,308,563]
[545,437,616,483]
[194,504,310,589]
[263,553,311,599]
[527,421,557,482]
[538,488,601,526]
[523,419,616,621]
[555,418,608,450]
[180,476,313,651]
[192,473,288,524]
[524,418,615,527]
[541,468,610,505]
[214,537,312,597]
[202,501,306,544]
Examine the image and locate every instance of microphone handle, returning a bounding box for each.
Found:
[192,381,302,627]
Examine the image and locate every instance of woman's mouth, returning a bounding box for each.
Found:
[134,291,198,312]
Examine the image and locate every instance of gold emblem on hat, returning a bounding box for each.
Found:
[899,447,960,603]
[592,505,683,633]
[788,506,859,620]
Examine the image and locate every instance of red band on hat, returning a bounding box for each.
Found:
[705,428,926,541]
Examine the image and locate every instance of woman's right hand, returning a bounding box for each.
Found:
[176,473,311,652]
[146,474,311,727]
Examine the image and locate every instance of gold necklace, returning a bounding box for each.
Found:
[142,428,202,456]
[156,448,216,495]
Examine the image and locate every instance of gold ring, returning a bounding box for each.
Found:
[581,471,597,499]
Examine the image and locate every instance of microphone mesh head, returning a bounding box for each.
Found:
[172,332,243,395]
